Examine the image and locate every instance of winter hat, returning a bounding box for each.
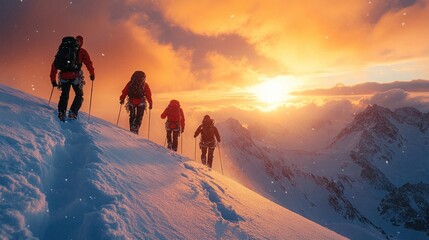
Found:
[204,115,210,120]
[76,35,83,46]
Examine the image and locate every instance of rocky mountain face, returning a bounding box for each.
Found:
[379,183,429,234]
[217,105,429,240]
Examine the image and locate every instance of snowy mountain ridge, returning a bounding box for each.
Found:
[217,104,429,240]
[0,84,346,240]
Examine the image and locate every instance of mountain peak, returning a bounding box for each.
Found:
[334,104,400,144]
[224,117,242,127]
[359,104,395,122]
[219,118,254,145]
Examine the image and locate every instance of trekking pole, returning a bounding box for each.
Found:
[147,109,151,140]
[180,133,183,154]
[116,104,122,125]
[218,143,224,175]
[194,138,197,161]
[88,80,94,121]
[48,86,54,107]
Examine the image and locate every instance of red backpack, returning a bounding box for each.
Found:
[200,118,215,142]
[166,100,181,130]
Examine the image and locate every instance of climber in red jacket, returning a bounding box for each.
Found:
[50,35,95,121]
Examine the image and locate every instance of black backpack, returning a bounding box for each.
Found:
[128,77,145,99]
[201,120,215,142]
[54,36,80,72]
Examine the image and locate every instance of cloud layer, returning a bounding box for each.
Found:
[1,0,429,124]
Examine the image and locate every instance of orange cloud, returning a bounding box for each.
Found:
[120,14,197,92]
[203,51,260,88]
[156,0,429,77]
[2,0,429,128]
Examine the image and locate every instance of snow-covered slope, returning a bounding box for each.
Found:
[0,83,346,240]
[217,105,429,240]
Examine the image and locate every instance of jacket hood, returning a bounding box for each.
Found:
[202,115,213,125]
[76,35,83,47]
[169,99,180,107]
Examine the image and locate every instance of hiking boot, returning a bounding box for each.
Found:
[68,111,77,120]
[130,125,139,134]
[58,112,66,122]
[167,142,172,149]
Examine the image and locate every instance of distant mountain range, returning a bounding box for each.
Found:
[217,104,429,240]
[291,79,429,95]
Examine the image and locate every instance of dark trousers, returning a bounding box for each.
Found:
[166,130,180,151]
[58,80,83,114]
[128,105,145,134]
[201,146,215,168]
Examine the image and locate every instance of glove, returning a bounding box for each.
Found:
[90,74,95,81]
[149,104,153,110]
[120,99,124,105]
[181,128,184,133]
[194,134,197,138]
[51,80,58,87]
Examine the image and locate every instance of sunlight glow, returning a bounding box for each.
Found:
[249,76,298,111]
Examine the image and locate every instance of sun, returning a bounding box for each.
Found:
[249,76,297,110]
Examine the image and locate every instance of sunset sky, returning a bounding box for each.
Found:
[1,0,429,145]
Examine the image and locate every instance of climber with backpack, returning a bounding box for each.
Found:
[119,71,153,134]
[161,99,185,152]
[50,35,95,121]
[194,115,221,168]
